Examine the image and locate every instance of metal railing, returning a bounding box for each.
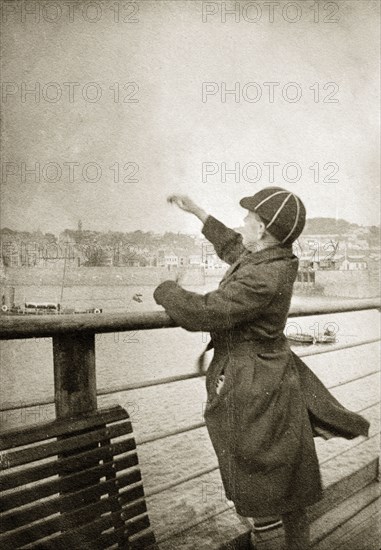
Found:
[0,298,378,340]
[0,298,379,415]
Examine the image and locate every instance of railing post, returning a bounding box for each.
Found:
[53,333,97,418]
[52,333,100,537]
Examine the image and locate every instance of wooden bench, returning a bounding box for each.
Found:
[0,405,157,549]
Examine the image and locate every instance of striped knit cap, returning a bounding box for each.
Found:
[239,187,306,245]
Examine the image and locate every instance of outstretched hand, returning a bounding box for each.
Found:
[167,195,199,213]
[167,194,208,223]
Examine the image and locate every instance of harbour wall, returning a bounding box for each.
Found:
[0,266,210,288]
[1,265,379,298]
[315,268,380,298]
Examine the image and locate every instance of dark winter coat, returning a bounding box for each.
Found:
[153,216,370,517]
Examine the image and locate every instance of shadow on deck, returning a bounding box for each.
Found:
[159,431,380,550]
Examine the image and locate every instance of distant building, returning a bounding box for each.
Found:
[1,240,20,267]
[298,255,329,271]
[125,259,140,267]
[188,255,202,266]
[143,253,158,267]
[1,238,76,267]
[339,257,368,271]
[204,253,225,269]
[157,250,178,268]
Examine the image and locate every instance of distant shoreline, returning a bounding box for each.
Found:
[0,266,222,288]
[1,265,379,299]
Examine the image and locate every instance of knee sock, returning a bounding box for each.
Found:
[281,508,310,550]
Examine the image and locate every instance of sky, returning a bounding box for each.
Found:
[1,0,380,236]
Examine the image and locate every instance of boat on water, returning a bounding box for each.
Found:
[1,302,102,315]
[287,328,337,345]
[314,328,337,344]
[286,332,314,345]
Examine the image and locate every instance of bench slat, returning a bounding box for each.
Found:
[0,405,156,548]
[0,468,146,533]
[0,507,127,548]
[0,465,141,511]
[126,513,151,537]
[31,524,128,550]
[1,420,133,469]
[0,454,143,531]
[0,442,138,491]
[64,497,147,530]
[130,528,158,549]
[0,406,128,450]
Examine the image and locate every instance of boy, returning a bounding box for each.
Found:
[154,188,369,549]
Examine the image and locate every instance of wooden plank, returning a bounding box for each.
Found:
[0,405,128,450]
[126,513,151,536]
[0,441,138,491]
[0,453,144,531]
[81,525,129,550]
[64,497,147,529]
[0,507,130,548]
[1,493,147,547]
[4,510,151,549]
[36,524,156,550]
[308,458,379,522]
[320,437,379,491]
[312,483,380,549]
[21,509,154,550]
[0,465,142,511]
[100,437,127,545]
[334,509,380,550]
[1,420,133,469]
[130,527,158,549]
[59,478,145,514]
[0,442,138,493]
[219,532,252,550]
[158,453,379,550]
[158,506,249,550]
[0,491,113,534]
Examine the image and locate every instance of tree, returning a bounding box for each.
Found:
[82,245,108,266]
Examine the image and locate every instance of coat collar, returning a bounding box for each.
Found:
[243,243,295,265]
[220,244,295,284]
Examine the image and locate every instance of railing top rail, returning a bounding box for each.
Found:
[0,298,379,340]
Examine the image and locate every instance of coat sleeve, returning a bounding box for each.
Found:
[153,263,277,332]
[202,215,246,265]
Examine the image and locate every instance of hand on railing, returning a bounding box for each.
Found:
[159,268,186,285]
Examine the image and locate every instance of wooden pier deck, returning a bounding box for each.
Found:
[156,391,380,549]
[159,450,380,550]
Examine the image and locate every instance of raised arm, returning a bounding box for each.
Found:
[201,215,246,265]
[167,194,246,265]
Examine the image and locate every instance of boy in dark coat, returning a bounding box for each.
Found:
[154,188,369,549]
